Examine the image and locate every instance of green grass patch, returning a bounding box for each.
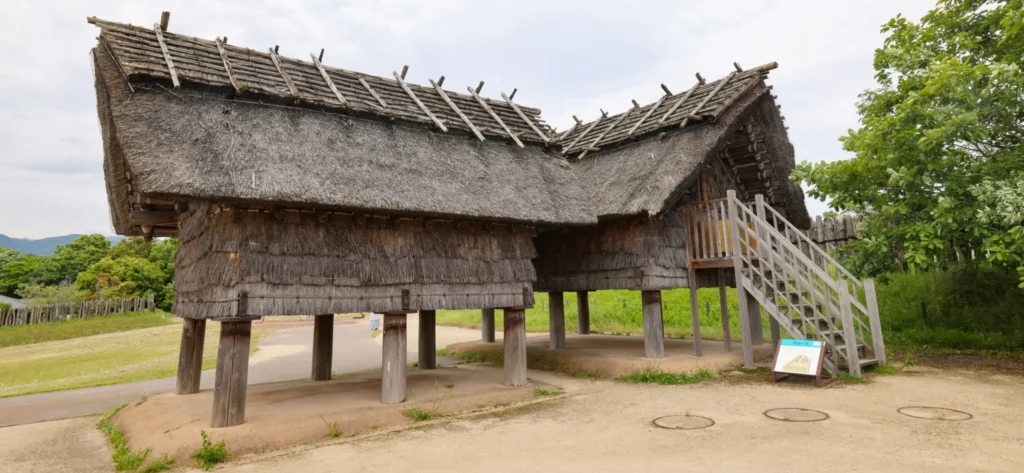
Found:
[617,366,715,385]
[97,403,173,472]
[321,417,342,438]
[837,372,868,384]
[533,387,553,396]
[870,363,902,375]
[192,430,228,470]
[0,320,280,397]
[0,311,174,348]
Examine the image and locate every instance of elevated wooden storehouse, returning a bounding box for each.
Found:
[89,14,594,427]
[91,13,886,428]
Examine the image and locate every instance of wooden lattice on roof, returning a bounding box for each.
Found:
[559,62,778,158]
[87,17,552,145]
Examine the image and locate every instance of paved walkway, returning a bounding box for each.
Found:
[0,317,483,427]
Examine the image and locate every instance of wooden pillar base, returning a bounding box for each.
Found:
[503,308,527,387]
[687,270,703,357]
[576,291,590,335]
[382,314,407,404]
[419,310,436,370]
[747,293,765,345]
[548,292,566,349]
[642,290,665,359]
[718,268,732,352]
[312,314,334,381]
[481,309,496,343]
[176,318,206,395]
[211,320,252,428]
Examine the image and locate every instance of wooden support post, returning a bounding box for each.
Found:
[311,314,334,381]
[717,268,732,352]
[548,291,566,349]
[642,290,665,359]
[176,318,206,395]
[211,320,252,428]
[747,293,765,345]
[728,191,755,368]
[381,314,408,404]
[503,308,528,387]
[687,270,703,357]
[418,310,437,370]
[481,308,496,343]
[769,318,781,354]
[838,282,862,377]
[864,279,886,365]
[576,291,590,335]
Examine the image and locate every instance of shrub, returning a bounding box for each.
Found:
[192,430,228,470]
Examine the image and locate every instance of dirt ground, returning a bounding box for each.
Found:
[111,365,553,466]
[216,367,1024,473]
[448,334,776,377]
[0,416,111,473]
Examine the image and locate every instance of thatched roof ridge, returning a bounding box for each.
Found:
[558,63,777,158]
[87,17,552,146]
[93,49,596,235]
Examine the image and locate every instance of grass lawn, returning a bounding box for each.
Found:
[437,288,770,341]
[0,311,176,348]
[0,317,279,398]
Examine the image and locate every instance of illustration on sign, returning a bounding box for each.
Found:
[773,339,823,376]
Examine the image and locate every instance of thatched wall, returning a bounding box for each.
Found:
[93,48,594,238]
[533,208,688,292]
[173,204,537,319]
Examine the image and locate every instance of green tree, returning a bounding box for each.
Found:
[75,256,167,298]
[0,254,61,296]
[794,0,1024,285]
[107,237,153,261]
[52,234,111,283]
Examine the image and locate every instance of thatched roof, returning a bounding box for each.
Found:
[89,14,808,236]
[569,81,810,228]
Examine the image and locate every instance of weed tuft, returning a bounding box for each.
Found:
[97,404,152,471]
[617,366,714,385]
[321,417,342,438]
[837,372,868,384]
[533,387,553,396]
[192,430,228,470]
[402,407,436,422]
[443,383,454,389]
[138,456,174,473]
[871,363,902,375]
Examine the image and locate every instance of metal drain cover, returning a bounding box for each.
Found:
[764,408,829,422]
[898,406,973,421]
[652,415,715,430]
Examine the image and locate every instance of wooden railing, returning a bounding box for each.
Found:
[0,295,157,328]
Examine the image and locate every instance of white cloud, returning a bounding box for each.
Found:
[0,0,935,238]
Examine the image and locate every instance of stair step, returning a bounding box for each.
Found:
[859,358,879,367]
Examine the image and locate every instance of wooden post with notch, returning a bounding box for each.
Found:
[548,292,566,349]
[728,190,756,368]
[642,290,665,358]
[176,317,206,395]
[864,279,886,365]
[503,308,528,387]
[311,314,333,381]
[687,269,704,357]
[418,310,437,369]
[576,291,590,335]
[481,308,496,343]
[211,318,252,428]
[381,313,408,403]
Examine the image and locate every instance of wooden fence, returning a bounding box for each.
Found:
[0,295,157,328]
[807,214,859,252]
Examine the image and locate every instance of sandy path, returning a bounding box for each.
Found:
[221,368,1024,473]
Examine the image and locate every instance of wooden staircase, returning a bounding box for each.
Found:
[722,190,886,376]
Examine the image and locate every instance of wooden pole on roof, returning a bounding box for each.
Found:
[626,93,668,138]
[152,22,179,88]
[502,91,551,144]
[563,111,606,154]
[578,107,634,159]
[359,77,390,110]
[658,82,701,125]
[431,78,485,141]
[159,11,170,32]
[680,70,737,128]
[311,53,349,106]
[395,69,448,132]
[269,47,299,97]
[467,85,524,148]
[214,38,242,95]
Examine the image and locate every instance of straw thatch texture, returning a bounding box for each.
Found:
[173,204,537,318]
[93,48,594,237]
[533,208,689,292]
[88,17,551,144]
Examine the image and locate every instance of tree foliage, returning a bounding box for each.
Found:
[794,0,1024,285]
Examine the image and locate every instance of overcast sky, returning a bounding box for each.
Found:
[0,0,936,239]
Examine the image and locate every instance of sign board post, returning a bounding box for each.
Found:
[771,339,836,387]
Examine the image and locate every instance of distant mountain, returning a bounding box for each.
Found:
[0,234,123,256]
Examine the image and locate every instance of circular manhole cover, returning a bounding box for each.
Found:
[898,406,973,421]
[652,415,715,430]
[764,408,829,422]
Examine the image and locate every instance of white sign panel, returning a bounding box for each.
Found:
[773,339,824,376]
